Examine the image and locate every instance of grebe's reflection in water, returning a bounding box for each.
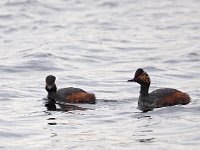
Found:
[44,98,87,112]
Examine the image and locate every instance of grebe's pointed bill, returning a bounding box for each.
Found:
[127,78,136,82]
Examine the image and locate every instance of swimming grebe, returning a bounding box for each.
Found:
[127,68,190,112]
[45,75,96,104]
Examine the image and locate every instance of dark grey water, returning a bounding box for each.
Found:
[0,0,200,149]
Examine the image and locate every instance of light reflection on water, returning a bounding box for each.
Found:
[0,0,200,149]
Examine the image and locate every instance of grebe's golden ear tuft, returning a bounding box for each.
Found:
[128,68,151,84]
[133,68,150,84]
[138,71,151,84]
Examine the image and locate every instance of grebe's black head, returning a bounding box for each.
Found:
[127,68,151,86]
[45,75,57,92]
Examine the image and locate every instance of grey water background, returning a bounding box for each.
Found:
[0,0,200,149]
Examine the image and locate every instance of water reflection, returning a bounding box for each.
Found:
[47,118,57,125]
[44,98,87,112]
[50,133,58,137]
[45,99,57,111]
[48,122,57,125]
[137,138,155,143]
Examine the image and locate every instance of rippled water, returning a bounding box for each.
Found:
[0,0,200,149]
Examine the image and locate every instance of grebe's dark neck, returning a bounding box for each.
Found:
[47,91,57,100]
[139,84,150,96]
[45,84,57,100]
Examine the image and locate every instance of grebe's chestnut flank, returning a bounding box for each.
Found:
[45,75,96,104]
[128,68,190,112]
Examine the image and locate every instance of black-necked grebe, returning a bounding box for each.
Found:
[45,75,96,104]
[128,68,190,112]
